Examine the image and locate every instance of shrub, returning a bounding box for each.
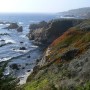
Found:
[0,62,19,90]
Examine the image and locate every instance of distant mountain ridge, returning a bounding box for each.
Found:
[58,7,90,19]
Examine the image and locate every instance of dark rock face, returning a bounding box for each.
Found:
[17,26,23,32]
[29,21,48,30]
[10,63,19,70]
[20,41,24,44]
[28,19,82,46]
[61,49,80,61]
[4,23,19,29]
[19,47,26,50]
[27,70,31,72]
[27,55,31,58]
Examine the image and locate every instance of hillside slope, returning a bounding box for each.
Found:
[23,20,90,90]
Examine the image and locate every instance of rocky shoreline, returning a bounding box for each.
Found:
[0,21,44,85]
[0,18,90,89]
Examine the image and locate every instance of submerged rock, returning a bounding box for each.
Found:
[22,67,25,69]
[27,55,31,58]
[20,41,24,44]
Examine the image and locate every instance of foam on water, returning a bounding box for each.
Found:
[5,39,16,43]
[0,24,3,26]
[5,24,10,26]
[0,57,12,62]
[19,69,33,85]
[30,45,38,48]
[18,22,23,25]
[12,49,29,53]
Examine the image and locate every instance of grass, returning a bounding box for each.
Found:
[76,81,90,90]
[47,27,90,62]
[24,79,48,90]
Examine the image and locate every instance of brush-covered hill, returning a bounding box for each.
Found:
[58,7,90,19]
[22,20,90,90]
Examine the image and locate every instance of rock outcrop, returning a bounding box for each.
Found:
[19,47,26,50]
[17,26,23,32]
[10,63,19,70]
[3,23,23,32]
[4,23,19,29]
[28,19,82,46]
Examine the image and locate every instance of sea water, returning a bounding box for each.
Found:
[0,13,55,84]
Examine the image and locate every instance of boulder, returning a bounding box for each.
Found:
[13,48,15,50]
[20,41,24,44]
[27,70,31,72]
[19,47,26,50]
[27,55,31,58]
[17,26,23,32]
[22,67,25,69]
[10,63,19,70]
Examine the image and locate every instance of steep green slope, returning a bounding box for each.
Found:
[23,20,90,90]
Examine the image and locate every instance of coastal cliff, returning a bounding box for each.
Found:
[28,19,82,46]
[23,20,90,90]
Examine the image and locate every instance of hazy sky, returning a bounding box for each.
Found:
[0,0,90,13]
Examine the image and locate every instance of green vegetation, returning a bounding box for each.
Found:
[76,81,90,90]
[24,79,49,90]
[22,20,90,90]
[49,21,90,62]
[0,62,18,90]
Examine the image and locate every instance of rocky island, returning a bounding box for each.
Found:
[3,22,23,32]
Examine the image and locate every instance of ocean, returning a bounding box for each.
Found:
[0,13,56,84]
